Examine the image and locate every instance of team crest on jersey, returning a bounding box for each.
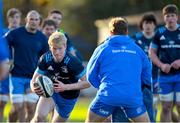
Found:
[61,66,68,73]
[136,107,142,114]
[138,40,142,45]
[169,41,175,44]
[145,46,149,53]
[160,35,166,40]
[178,34,180,40]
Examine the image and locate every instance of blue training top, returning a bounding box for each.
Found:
[0,37,9,62]
[5,26,49,78]
[150,25,180,75]
[86,35,152,108]
[0,1,9,62]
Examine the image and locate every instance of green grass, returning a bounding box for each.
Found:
[3,97,92,122]
[69,97,93,122]
[3,102,11,122]
[3,97,179,122]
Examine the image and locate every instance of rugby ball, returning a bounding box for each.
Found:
[36,75,54,98]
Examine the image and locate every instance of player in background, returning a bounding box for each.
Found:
[112,13,157,122]
[133,13,157,122]
[0,41,9,82]
[0,37,10,122]
[41,18,57,121]
[41,19,57,38]
[30,32,90,122]
[0,0,9,82]
[3,8,21,34]
[0,8,21,122]
[0,38,9,83]
[86,17,151,122]
[47,9,83,61]
[149,4,180,122]
[5,10,49,122]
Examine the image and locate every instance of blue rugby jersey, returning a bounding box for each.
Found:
[35,51,86,99]
[133,32,158,81]
[150,25,180,75]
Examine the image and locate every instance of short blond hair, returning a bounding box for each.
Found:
[48,32,67,47]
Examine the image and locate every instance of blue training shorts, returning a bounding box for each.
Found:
[0,76,9,94]
[158,73,180,94]
[52,93,77,119]
[90,97,146,118]
[10,76,31,94]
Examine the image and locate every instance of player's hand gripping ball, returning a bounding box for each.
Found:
[35,75,54,98]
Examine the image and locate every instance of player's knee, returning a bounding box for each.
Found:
[34,113,46,122]
[26,104,36,114]
[0,101,6,107]
[175,102,180,109]
[31,116,39,123]
[25,93,39,103]
[162,102,172,113]
[12,103,24,112]
[176,92,180,102]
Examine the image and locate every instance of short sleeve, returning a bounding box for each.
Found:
[68,56,85,80]
[150,30,160,49]
[35,54,47,75]
[4,30,14,46]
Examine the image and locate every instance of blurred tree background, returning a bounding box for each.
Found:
[2,0,180,60]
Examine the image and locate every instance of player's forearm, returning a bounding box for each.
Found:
[30,72,41,92]
[65,81,90,91]
[30,80,35,92]
[149,48,164,68]
[0,59,10,80]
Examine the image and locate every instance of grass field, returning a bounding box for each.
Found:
[3,97,93,122]
[2,97,178,122]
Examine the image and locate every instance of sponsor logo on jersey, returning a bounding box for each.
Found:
[55,73,60,76]
[169,41,175,44]
[53,72,70,80]
[161,41,180,48]
[112,49,136,54]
